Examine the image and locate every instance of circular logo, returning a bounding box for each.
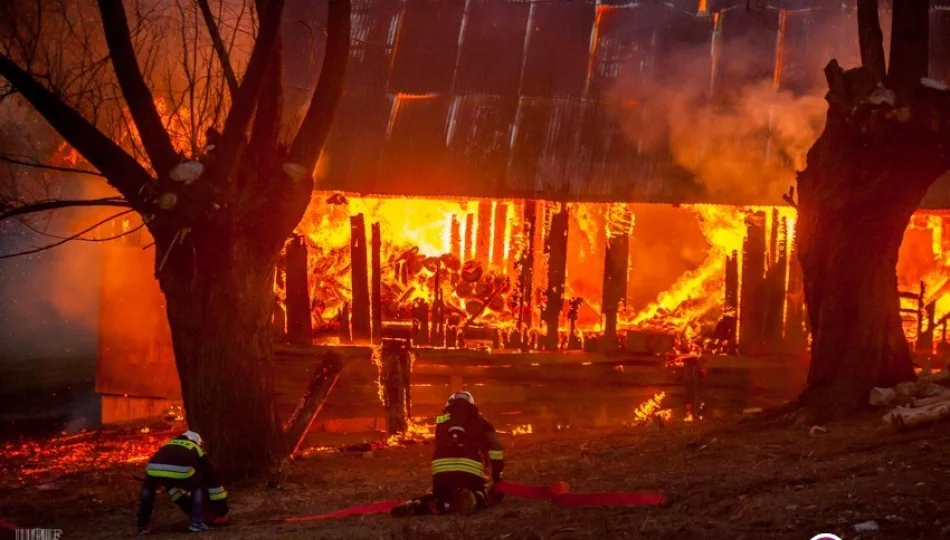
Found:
[810,535,842,540]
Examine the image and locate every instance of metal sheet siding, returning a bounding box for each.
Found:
[314,0,950,208]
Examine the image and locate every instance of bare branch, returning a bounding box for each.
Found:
[0,208,135,260]
[857,0,886,84]
[196,0,239,95]
[0,52,155,206]
[96,0,180,173]
[209,0,284,189]
[0,154,105,176]
[0,197,130,222]
[289,0,351,175]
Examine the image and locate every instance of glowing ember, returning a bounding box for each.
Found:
[0,430,167,486]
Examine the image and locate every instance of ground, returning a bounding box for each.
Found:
[2,415,948,540]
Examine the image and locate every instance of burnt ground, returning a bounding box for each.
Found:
[2,415,949,540]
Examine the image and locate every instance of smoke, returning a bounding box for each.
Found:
[606,9,864,204]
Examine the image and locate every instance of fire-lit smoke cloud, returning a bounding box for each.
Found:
[606,8,865,204]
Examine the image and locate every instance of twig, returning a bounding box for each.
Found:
[0,154,104,176]
[0,197,130,222]
[0,209,134,259]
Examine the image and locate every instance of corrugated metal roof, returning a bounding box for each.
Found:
[316,0,950,207]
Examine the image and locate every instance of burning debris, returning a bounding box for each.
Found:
[274,195,817,357]
[0,428,168,488]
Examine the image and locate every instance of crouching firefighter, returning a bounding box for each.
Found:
[137,431,230,533]
[392,391,505,516]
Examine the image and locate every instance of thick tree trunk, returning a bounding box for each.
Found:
[797,206,916,415]
[796,55,950,420]
[160,236,285,479]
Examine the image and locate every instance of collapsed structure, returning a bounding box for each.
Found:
[97,0,950,437]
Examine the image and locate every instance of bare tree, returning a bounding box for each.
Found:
[0,0,350,477]
[795,0,950,420]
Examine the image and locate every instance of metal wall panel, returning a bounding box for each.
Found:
[454,0,530,96]
[388,0,466,94]
[520,2,596,98]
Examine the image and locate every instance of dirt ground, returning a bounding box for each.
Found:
[2,414,949,540]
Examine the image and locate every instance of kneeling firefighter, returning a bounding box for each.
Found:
[392,391,505,516]
[137,431,229,533]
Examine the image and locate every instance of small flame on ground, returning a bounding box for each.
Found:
[509,424,533,435]
[633,392,673,423]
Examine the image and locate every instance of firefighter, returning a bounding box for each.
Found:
[392,391,505,516]
[137,431,229,534]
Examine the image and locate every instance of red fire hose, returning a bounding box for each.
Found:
[0,519,18,530]
[259,481,665,524]
[494,481,667,507]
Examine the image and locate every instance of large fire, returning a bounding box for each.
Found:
[281,194,815,353]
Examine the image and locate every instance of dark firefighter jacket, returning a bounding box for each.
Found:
[431,400,504,480]
[145,436,228,503]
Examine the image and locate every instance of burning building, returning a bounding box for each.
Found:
[97,0,950,436]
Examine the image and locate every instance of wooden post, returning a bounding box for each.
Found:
[284,351,343,457]
[431,267,445,346]
[763,211,788,347]
[350,214,371,341]
[371,223,383,344]
[476,200,493,263]
[516,200,537,349]
[724,250,739,347]
[450,215,462,260]
[493,202,508,266]
[338,303,352,343]
[602,204,632,345]
[683,356,700,419]
[464,212,475,262]
[285,235,312,345]
[412,299,430,346]
[916,281,926,348]
[739,212,767,352]
[380,338,412,435]
[541,204,569,351]
[784,238,807,351]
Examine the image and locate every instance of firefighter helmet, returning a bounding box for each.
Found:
[182,430,203,447]
[446,391,475,406]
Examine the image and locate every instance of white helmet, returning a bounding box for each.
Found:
[182,430,203,446]
[446,391,475,406]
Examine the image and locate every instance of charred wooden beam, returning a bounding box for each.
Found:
[515,200,537,349]
[450,215,462,260]
[284,351,343,457]
[541,205,569,351]
[602,204,632,346]
[464,212,475,262]
[493,202,508,266]
[380,339,412,434]
[371,222,383,344]
[412,299,430,346]
[338,303,352,344]
[739,212,767,352]
[285,234,312,345]
[431,267,445,346]
[762,211,789,346]
[784,233,807,351]
[350,214,371,342]
[476,200,493,263]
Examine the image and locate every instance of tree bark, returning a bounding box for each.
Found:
[797,59,950,420]
[160,234,286,479]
